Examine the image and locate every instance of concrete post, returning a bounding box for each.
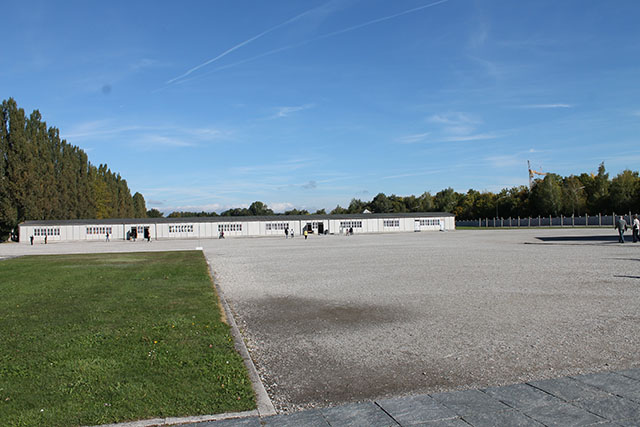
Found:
[599,213,601,226]
[561,215,564,227]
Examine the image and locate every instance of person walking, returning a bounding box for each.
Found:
[30,235,34,245]
[633,215,640,243]
[106,232,110,242]
[285,228,289,239]
[304,229,308,240]
[615,215,627,243]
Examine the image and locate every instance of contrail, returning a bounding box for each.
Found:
[310,0,450,42]
[165,6,319,84]
[167,0,450,86]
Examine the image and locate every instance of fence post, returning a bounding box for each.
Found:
[549,215,552,227]
[599,213,601,226]
[572,214,574,227]
[586,213,588,227]
[561,215,564,227]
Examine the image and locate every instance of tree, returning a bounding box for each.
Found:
[434,188,459,213]
[347,198,368,214]
[562,176,587,216]
[314,208,326,215]
[609,170,640,214]
[132,192,147,218]
[417,192,434,212]
[584,162,610,214]
[248,201,274,216]
[330,205,348,214]
[370,193,392,213]
[147,208,164,218]
[530,173,563,216]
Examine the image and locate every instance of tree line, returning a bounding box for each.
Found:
[163,162,638,220]
[0,98,147,240]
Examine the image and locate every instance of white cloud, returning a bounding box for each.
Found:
[268,202,295,213]
[520,104,573,109]
[440,133,499,142]
[396,132,430,144]
[272,103,315,118]
[428,112,481,126]
[62,120,229,149]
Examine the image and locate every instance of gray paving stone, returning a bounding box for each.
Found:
[618,369,640,382]
[483,383,562,410]
[572,395,640,422]
[321,402,399,427]
[617,417,640,426]
[528,376,611,402]
[572,372,640,402]
[376,394,458,425]
[462,408,544,427]
[262,409,329,426]
[185,416,262,427]
[413,419,469,426]
[522,402,604,427]
[430,389,510,417]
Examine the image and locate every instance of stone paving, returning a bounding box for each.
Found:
[186,369,640,426]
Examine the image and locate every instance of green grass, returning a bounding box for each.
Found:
[0,251,255,426]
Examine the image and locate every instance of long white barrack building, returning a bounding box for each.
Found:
[18,212,455,243]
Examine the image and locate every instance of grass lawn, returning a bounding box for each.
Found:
[0,251,255,426]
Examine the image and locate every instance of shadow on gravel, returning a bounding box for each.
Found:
[535,235,620,242]
[614,275,640,279]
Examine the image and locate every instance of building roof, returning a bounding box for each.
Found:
[20,212,454,226]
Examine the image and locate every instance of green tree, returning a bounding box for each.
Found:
[147,208,164,218]
[330,205,348,214]
[370,193,392,213]
[346,198,367,214]
[248,201,274,216]
[562,176,587,216]
[132,192,147,218]
[609,170,640,214]
[434,188,459,213]
[530,173,563,216]
[417,192,434,212]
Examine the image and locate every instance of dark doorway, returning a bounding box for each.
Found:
[318,223,324,234]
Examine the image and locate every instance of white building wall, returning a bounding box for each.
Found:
[19,214,455,243]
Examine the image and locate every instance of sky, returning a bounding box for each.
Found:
[2,0,640,214]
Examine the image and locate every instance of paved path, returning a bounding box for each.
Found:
[187,368,640,426]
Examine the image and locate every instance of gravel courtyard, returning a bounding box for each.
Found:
[2,229,639,413]
[206,229,640,412]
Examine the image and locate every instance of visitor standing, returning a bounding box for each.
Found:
[633,215,640,243]
[615,215,627,243]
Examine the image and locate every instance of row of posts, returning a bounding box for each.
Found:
[469,212,634,228]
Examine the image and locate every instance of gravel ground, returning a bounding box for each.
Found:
[2,229,639,413]
[205,229,640,412]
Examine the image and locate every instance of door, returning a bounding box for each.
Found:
[414,220,420,232]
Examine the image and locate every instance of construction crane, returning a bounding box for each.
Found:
[528,160,547,188]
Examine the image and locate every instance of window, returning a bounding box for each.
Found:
[86,226,112,235]
[383,220,400,227]
[36,227,60,236]
[419,219,440,226]
[218,223,242,232]
[169,224,194,233]
[266,223,288,231]
[339,221,362,228]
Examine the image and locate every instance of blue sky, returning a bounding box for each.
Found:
[3,0,640,213]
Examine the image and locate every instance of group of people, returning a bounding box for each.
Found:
[615,215,640,243]
[284,228,294,238]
